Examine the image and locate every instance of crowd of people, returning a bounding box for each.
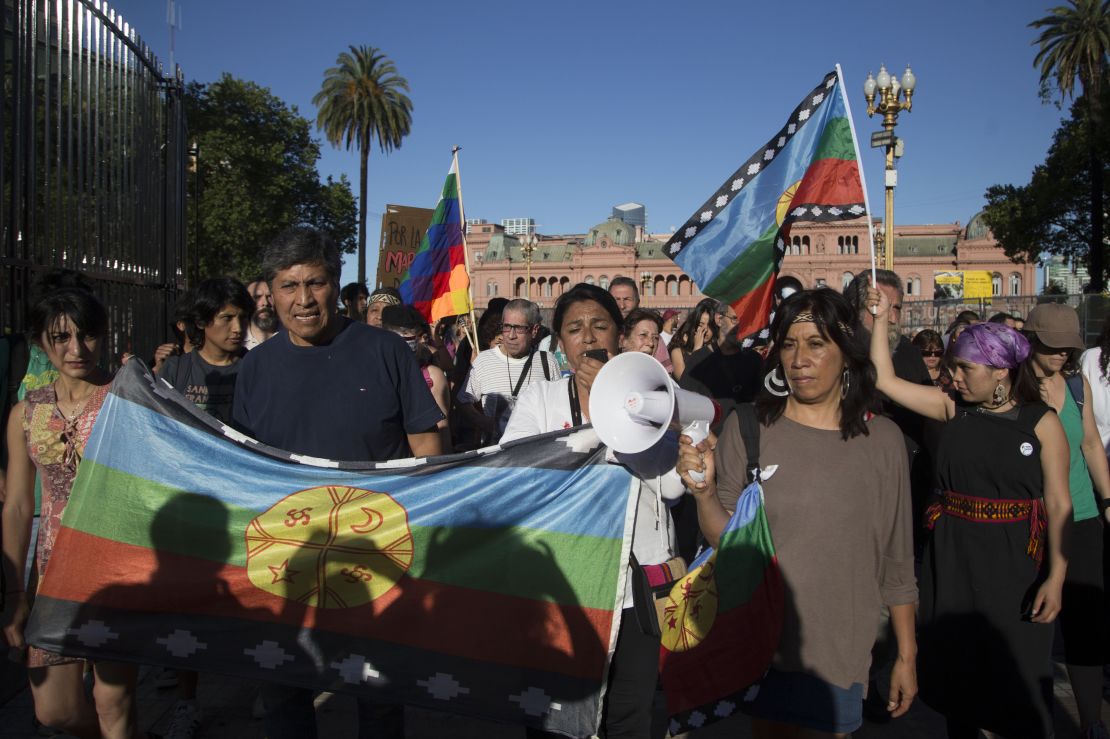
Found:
[0,227,1108,739]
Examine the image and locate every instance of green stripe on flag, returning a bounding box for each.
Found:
[716,504,776,611]
[813,117,856,162]
[65,460,621,610]
[702,223,779,302]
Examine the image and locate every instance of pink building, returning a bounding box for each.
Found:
[467,211,1035,313]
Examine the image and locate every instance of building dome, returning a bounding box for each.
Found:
[584,216,635,247]
[965,211,992,241]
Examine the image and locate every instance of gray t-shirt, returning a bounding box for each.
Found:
[715,411,917,690]
[157,352,241,424]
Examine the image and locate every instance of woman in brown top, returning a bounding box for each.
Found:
[679,288,918,738]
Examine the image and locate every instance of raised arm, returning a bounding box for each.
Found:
[868,287,954,422]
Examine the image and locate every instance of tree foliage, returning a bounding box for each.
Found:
[186,74,358,281]
[982,93,1110,272]
[1030,0,1110,290]
[313,46,413,284]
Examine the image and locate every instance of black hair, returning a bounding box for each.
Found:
[30,288,109,344]
[552,283,623,335]
[669,298,720,355]
[955,310,981,323]
[621,308,663,339]
[32,269,96,302]
[182,277,253,350]
[988,312,1012,324]
[755,288,878,440]
[261,227,342,286]
[341,282,369,305]
[1097,320,1110,381]
[912,328,944,352]
[171,288,196,343]
[381,305,429,336]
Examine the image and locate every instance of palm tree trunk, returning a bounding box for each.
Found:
[358,130,370,285]
[1091,139,1105,293]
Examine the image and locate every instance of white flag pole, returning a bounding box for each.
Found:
[452,146,481,350]
[835,63,877,287]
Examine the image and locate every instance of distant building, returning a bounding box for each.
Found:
[500,218,536,237]
[465,218,488,235]
[612,202,647,229]
[1043,254,1090,294]
[466,211,1035,335]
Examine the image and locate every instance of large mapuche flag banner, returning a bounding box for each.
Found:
[26,362,636,737]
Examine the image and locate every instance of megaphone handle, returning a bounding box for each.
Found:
[683,419,711,483]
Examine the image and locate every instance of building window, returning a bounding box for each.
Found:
[842,271,854,290]
[600,275,610,290]
[585,275,595,286]
[815,278,827,288]
[1009,273,1022,296]
[802,236,811,255]
[790,236,801,256]
[913,276,921,296]
[667,278,679,296]
[474,251,484,262]
[991,273,1002,297]
[837,236,845,255]
[486,280,497,297]
[543,280,552,297]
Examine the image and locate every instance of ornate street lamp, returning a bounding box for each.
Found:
[863,64,916,270]
[520,233,537,300]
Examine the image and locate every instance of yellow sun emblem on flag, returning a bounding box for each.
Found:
[245,486,414,608]
[660,554,720,652]
[775,181,802,227]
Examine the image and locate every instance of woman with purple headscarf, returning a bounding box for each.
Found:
[868,288,1071,739]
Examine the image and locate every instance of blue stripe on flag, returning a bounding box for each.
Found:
[674,91,846,287]
[84,394,632,540]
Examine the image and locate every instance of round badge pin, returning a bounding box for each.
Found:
[1019,442,1034,457]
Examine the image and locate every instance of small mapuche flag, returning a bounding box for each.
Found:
[399,153,472,323]
[659,480,784,735]
[664,68,867,344]
[26,361,637,738]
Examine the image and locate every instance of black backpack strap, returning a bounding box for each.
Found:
[735,402,761,483]
[1066,373,1085,413]
[540,351,551,381]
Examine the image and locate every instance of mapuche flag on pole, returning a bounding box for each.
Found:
[26,362,637,737]
[663,67,870,344]
[399,150,473,323]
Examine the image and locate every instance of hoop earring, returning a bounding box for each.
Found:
[841,367,851,400]
[764,366,790,397]
[992,381,1007,406]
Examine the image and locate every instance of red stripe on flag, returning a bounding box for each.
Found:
[39,528,614,680]
[660,561,784,715]
[791,158,862,208]
[732,276,776,338]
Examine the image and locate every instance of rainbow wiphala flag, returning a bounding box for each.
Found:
[664,69,866,345]
[26,363,635,737]
[399,156,472,323]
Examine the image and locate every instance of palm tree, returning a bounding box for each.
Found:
[1031,0,1110,292]
[314,46,413,284]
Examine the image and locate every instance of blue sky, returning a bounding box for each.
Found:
[111,0,1068,283]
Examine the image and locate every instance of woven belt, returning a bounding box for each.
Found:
[925,490,1046,565]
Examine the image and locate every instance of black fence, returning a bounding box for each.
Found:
[1,0,187,364]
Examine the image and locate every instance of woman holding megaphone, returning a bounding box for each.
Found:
[678,288,918,738]
[503,282,682,739]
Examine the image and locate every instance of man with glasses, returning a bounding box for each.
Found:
[457,298,554,443]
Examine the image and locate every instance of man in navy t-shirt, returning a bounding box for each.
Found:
[232,227,442,739]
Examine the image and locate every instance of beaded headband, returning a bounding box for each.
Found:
[791,311,853,336]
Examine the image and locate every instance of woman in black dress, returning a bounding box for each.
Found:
[868,288,1071,738]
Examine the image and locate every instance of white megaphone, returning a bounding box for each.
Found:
[590,352,721,483]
